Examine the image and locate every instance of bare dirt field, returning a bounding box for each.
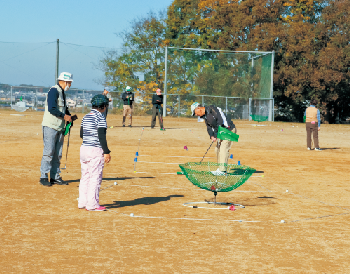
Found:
[1,109,350,273]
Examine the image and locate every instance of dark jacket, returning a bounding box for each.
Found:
[152,94,163,109]
[122,92,134,106]
[203,106,235,138]
[47,83,70,118]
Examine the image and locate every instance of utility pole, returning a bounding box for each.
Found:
[55,39,59,84]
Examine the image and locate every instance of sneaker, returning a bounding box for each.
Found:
[86,206,106,211]
[307,147,311,150]
[315,148,322,151]
[123,125,125,127]
[78,206,85,209]
[160,128,165,131]
[211,168,226,176]
[50,177,68,185]
[39,178,52,187]
[128,125,132,127]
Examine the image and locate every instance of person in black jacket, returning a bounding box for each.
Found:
[151,89,164,129]
[121,86,134,127]
[191,102,237,175]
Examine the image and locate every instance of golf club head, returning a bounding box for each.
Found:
[61,164,67,170]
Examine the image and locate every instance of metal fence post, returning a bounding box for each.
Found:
[10,86,12,108]
[269,51,275,122]
[178,95,180,117]
[82,90,85,113]
[163,46,168,117]
[249,98,252,121]
[202,95,204,106]
[226,97,228,113]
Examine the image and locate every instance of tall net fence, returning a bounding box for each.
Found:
[165,47,273,99]
[0,41,116,90]
[1,42,274,120]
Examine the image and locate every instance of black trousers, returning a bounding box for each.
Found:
[151,105,163,128]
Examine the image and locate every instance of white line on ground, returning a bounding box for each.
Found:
[130,185,183,190]
[111,212,261,222]
[138,161,183,165]
[167,156,214,158]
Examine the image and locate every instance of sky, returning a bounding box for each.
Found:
[0,0,174,90]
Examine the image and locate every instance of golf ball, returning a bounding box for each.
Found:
[286,189,289,192]
[114,182,118,185]
[281,220,285,223]
[130,213,134,217]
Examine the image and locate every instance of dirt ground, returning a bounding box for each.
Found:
[1,109,350,273]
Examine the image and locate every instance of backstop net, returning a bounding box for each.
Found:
[163,47,274,121]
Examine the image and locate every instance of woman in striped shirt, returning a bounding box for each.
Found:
[79,95,111,211]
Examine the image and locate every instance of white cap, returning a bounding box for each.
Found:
[126,86,132,91]
[191,102,200,116]
[58,72,73,82]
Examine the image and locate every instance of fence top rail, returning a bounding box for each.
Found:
[167,47,273,54]
[133,94,273,99]
[9,85,101,92]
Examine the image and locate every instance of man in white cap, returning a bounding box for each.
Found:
[151,88,164,130]
[39,72,77,186]
[191,102,236,175]
[121,86,134,127]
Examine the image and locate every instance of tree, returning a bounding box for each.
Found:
[101,11,167,114]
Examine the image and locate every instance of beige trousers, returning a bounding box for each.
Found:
[122,105,133,126]
[215,140,233,171]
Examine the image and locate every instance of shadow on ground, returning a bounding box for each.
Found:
[104,194,184,208]
[65,176,155,184]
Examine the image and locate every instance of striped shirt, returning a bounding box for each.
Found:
[81,109,107,148]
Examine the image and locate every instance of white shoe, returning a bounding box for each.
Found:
[307,147,311,150]
[211,168,226,176]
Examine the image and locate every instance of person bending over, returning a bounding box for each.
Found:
[191,102,236,175]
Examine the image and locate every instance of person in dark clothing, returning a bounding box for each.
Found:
[121,86,134,127]
[191,102,236,175]
[151,88,164,129]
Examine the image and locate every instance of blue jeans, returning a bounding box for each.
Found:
[40,126,64,179]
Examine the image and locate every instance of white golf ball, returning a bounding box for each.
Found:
[286,189,289,192]
[114,182,118,185]
[130,213,134,217]
[77,198,79,201]
[281,220,285,223]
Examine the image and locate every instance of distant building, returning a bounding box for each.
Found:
[67,98,76,108]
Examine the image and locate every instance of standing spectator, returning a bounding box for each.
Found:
[191,102,237,175]
[39,72,77,187]
[151,88,164,130]
[122,86,134,127]
[305,99,321,151]
[102,87,112,118]
[79,95,111,211]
